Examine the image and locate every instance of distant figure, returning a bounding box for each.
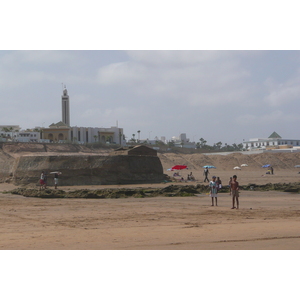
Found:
[40,171,46,190]
[44,172,48,189]
[203,167,209,182]
[216,177,222,190]
[228,177,232,195]
[270,166,274,175]
[189,172,195,181]
[230,175,239,209]
[209,176,218,206]
[54,172,60,189]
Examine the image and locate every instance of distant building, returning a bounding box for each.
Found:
[0,125,22,141]
[71,126,124,144]
[42,88,125,145]
[42,121,70,142]
[13,131,40,142]
[171,133,196,149]
[243,132,300,150]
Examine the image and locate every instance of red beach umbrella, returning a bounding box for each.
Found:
[171,165,188,171]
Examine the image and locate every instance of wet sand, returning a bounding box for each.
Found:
[1,181,299,250]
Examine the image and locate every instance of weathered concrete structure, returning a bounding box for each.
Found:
[0,143,164,186]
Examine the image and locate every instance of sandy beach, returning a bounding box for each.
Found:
[1,167,299,250]
[1,149,300,250]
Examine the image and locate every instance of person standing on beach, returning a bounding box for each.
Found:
[270,166,274,175]
[209,176,218,206]
[216,177,222,190]
[54,172,60,189]
[230,175,239,209]
[228,177,232,195]
[44,172,48,189]
[40,171,46,190]
[203,167,209,182]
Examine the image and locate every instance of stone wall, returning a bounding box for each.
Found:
[12,154,164,186]
[0,143,164,186]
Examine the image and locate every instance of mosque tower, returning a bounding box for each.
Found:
[61,85,70,126]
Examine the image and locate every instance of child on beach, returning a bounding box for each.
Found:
[216,177,222,190]
[209,176,218,206]
[228,177,232,195]
[230,175,239,209]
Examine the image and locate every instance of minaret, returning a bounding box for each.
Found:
[61,86,70,126]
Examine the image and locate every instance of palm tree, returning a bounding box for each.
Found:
[137,130,141,142]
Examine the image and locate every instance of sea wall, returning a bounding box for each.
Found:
[12,154,164,186]
[0,143,164,185]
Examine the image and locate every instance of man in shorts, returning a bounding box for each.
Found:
[230,175,239,209]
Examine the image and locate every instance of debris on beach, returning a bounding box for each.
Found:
[5,182,300,199]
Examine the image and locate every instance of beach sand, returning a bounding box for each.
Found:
[1,167,299,250]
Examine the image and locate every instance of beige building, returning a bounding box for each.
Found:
[42,122,70,142]
[42,88,125,145]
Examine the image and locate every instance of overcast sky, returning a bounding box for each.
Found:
[2,1,300,145]
[1,50,300,145]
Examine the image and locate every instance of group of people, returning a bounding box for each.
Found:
[208,175,240,209]
[40,171,60,190]
[173,172,195,182]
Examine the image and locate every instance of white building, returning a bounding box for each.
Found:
[171,133,196,148]
[0,125,22,141]
[70,126,125,145]
[243,132,300,150]
[13,131,40,142]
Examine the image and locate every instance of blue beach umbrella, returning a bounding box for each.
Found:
[203,165,216,169]
[262,164,271,168]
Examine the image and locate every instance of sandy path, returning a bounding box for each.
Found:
[1,183,299,250]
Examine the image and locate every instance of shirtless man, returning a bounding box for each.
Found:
[230,175,239,209]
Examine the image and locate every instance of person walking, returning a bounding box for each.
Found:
[230,175,240,209]
[209,176,218,206]
[203,167,209,182]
